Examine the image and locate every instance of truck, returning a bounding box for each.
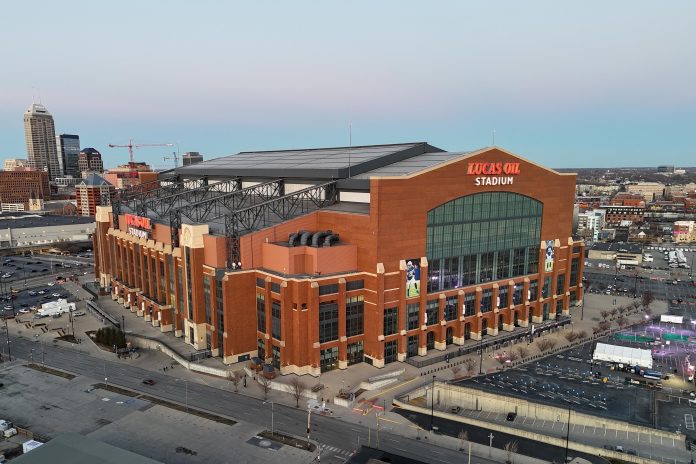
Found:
[36,299,75,318]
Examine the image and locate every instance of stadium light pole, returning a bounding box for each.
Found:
[430,375,436,432]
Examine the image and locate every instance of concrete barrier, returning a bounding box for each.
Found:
[406,382,680,443]
[393,396,667,464]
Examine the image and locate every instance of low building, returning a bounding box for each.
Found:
[103,162,157,189]
[577,209,605,241]
[599,205,645,226]
[588,242,643,264]
[76,173,114,217]
[0,212,95,249]
[625,182,665,201]
[0,170,50,209]
[673,221,696,243]
[610,193,645,207]
[3,158,28,170]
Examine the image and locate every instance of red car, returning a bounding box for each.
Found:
[142,379,156,386]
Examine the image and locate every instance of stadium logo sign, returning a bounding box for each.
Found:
[125,213,151,239]
[467,162,520,186]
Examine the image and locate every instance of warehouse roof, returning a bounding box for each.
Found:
[0,213,94,229]
[173,142,444,179]
[12,433,163,464]
[590,242,643,254]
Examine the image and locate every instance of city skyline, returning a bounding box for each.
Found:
[1,1,695,169]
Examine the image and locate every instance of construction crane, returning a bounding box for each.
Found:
[108,139,174,164]
[163,151,179,168]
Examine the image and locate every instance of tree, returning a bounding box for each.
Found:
[610,308,619,318]
[617,315,627,329]
[515,346,530,359]
[258,375,273,400]
[458,429,469,451]
[600,310,610,320]
[451,364,462,379]
[463,358,477,375]
[230,371,244,392]
[289,376,308,407]
[536,338,557,353]
[577,330,588,339]
[642,290,655,309]
[563,331,578,342]
[597,320,611,332]
[504,440,519,464]
[507,351,520,362]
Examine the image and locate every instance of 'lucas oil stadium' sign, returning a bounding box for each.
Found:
[125,213,151,239]
[467,162,520,186]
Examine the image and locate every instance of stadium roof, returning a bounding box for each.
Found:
[0,213,94,229]
[172,142,444,179]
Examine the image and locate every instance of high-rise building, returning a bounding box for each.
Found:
[76,173,114,217]
[78,148,104,175]
[56,134,81,178]
[24,103,60,180]
[3,159,28,171]
[182,152,204,166]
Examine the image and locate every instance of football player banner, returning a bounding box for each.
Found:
[544,240,554,272]
[405,259,421,298]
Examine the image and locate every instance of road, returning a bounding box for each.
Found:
[6,336,502,464]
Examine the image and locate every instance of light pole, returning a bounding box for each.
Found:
[478,316,484,375]
[488,432,494,458]
[264,400,274,436]
[430,375,436,431]
[307,407,312,442]
[3,316,10,361]
[564,406,571,463]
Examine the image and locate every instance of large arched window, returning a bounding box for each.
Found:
[426,192,542,292]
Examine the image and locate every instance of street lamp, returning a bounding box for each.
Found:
[430,375,436,432]
[264,400,275,437]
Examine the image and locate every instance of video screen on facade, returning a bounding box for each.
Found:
[406,259,421,298]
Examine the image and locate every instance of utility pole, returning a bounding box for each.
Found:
[430,375,436,431]
[564,406,572,462]
[488,432,494,458]
[307,407,312,441]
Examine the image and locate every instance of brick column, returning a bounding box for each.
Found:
[503,280,515,332]
[472,287,483,340]
[309,282,321,376]
[338,278,348,369]
[520,277,530,327]
[434,293,446,350]
[491,283,500,336]
[453,290,465,345]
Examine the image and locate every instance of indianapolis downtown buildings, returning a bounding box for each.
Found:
[93,143,584,376]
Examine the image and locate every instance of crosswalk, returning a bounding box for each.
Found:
[321,445,353,458]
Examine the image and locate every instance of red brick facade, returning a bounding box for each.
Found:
[94,147,584,376]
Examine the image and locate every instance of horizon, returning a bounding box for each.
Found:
[2,1,695,170]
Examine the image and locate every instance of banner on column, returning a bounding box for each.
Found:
[544,240,555,272]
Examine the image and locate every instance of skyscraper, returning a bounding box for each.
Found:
[182,151,204,166]
[78,148,104,175]
[24,103,60,180]
[56,134,81,178]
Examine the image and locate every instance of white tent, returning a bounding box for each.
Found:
[593,342,652,369]
[660,315,683,324]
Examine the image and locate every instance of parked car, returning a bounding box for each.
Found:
[142,379,156,386]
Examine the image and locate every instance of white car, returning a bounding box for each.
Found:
[18,309,29,314]
[52,293,60,297]
[47,282,55,286]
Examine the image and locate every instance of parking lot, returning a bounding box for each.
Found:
[1,254,92,287]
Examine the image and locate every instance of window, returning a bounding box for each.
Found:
[407,335,419,357]
[529,280,538,301]
[445,295,458,321]
[319,301,339,343]
[167,254,175,309]
[481,289,492,313]
[556,274,565,296]
[346,296,364,337]
[426,192,543,292]
[272,345,281,369]
[256,293,266,333]
[556,299,564,314]
[215,278,224,354]
[542,276,551,298]
[271,300,281,340]
[463,293,475,316]
[176,265,183,316]
[384,307,398,336]
[511,283,523,305]
[159,260,166,304]
[257,338,265,359]
[203,275,212,324]
[426,299,439,326]
[384,340,398,364]
[347,341,364,365]
[407,302,420,330]
[256,278,265,288]
[319,283,339,296]
[498,286,508,309]
[270,282,281,293]
[185,248,193,320]
[320,347,338,372]
[346,280,364,291]
[569,259,579,287]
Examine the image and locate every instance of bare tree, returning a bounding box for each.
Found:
[463,358,477,375]
[600,310,610,320]
[563,331,578,342]
[451,364,462,379]
[230,371,244,392]
[577,330,588,339]
[258,375,272,400]
[289,376,308,407]
[617,315,627,329]
[507,351,520,362]
[495,353,510,365]
[536,338,557,353]
[458,429,469,451]
[610,308,619,318]
[515,346,530,359]
[642,290,655,310]
[597,320,611,332]
[504,440,519,464]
